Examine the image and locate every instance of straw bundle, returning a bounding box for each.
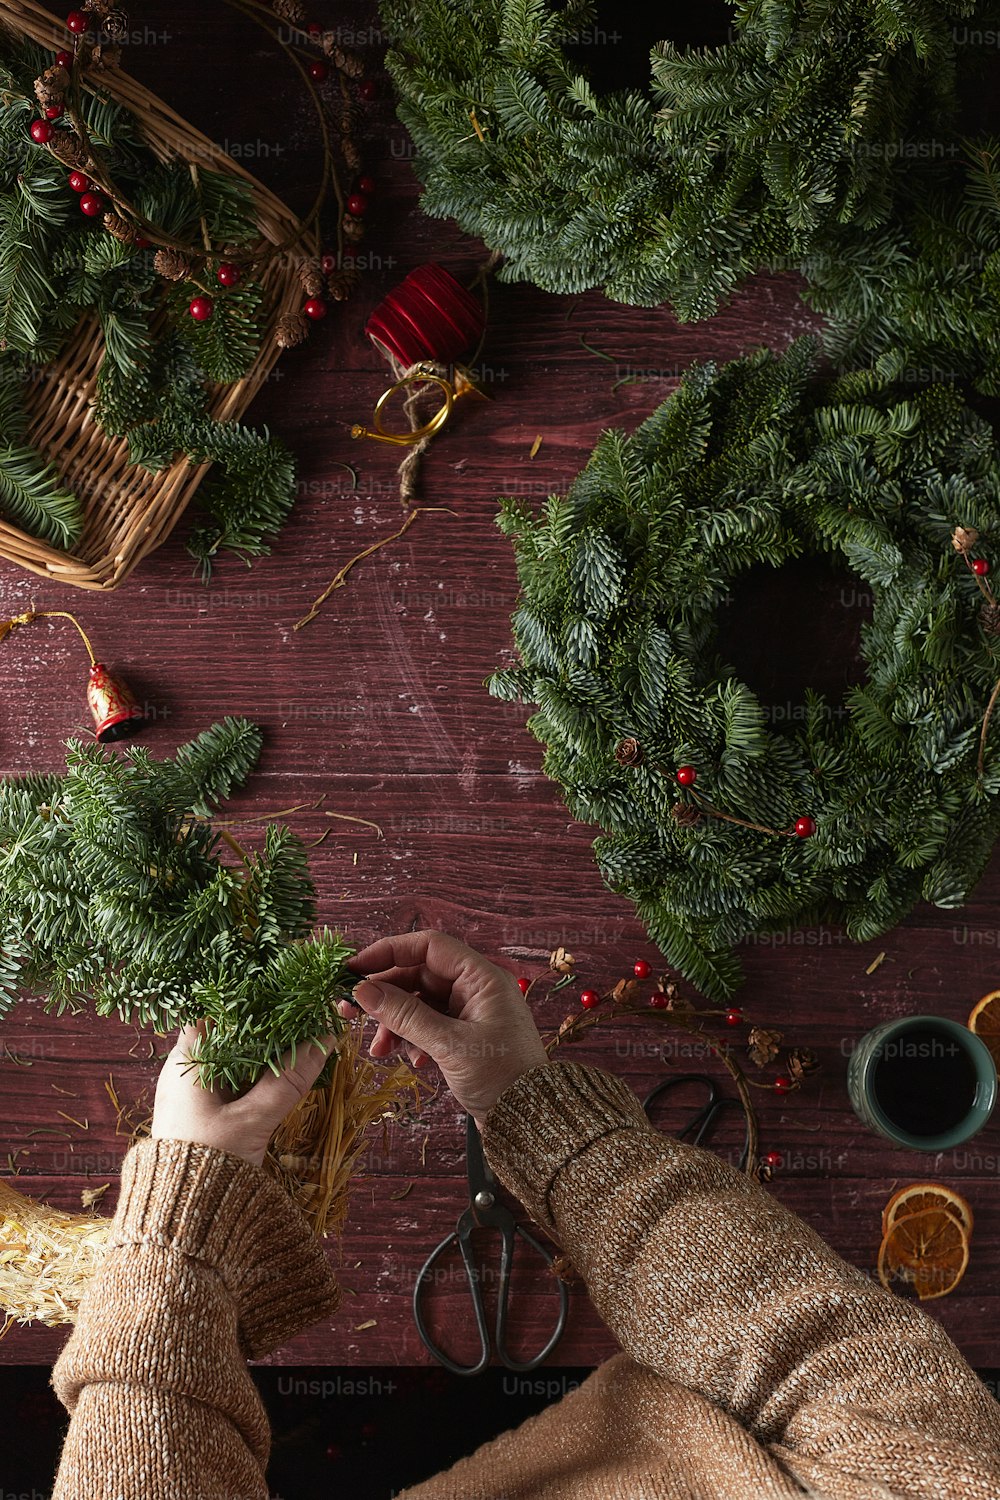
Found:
[0,0,312,591]
[0,1020,431,1335]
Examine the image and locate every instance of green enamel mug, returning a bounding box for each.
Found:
[846,1015,997,1152]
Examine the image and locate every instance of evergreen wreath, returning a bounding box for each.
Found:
[0,718,359,1089]
[487,339,1000,1000]
[0,36,297,573]
[383,0,1000,391]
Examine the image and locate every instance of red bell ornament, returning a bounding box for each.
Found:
[364,263,485,369]
[86,660,143,742]
[0,609,145,743]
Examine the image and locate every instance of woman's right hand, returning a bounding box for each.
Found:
[340,929,549,1127]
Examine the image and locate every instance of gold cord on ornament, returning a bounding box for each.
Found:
[0,610,97,664]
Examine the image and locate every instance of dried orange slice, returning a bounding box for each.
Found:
[877,1207,970,1301]
[881,1182,974,1240]
[968,990,1000,1073]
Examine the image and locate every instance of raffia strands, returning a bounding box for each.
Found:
[0,1022,431,1331]
[0,1,314,592]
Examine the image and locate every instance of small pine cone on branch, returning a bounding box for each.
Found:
[48,133,88,167]
[153,249,192,281]
[952,525,979,554]
[87,0,115,16]
[90,43,122,70]
[326,268,359,301]
[981,601,1000,637]
[342,214,364,242]
[342,140,361,171]
[324,41,364,77]
[102,211,133,242]
[275,312,309,349]
[671,801,702,828]
[272,0,306,20]
[297,257,325,298]
[34,65,69,107]
[614,737,643,766]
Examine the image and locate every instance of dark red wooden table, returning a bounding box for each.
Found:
[1,1,998,1371]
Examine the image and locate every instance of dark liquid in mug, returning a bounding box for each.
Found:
[871,1025,978,1136]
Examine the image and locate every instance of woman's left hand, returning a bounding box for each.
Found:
[151,1018,340,1167]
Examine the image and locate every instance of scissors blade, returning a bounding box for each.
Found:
[465,1113,500,1213]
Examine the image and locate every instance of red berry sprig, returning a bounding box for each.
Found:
[762,1150,782,1170]
[189,296,214,322]
[67,171,90,193]
[303,297,327,320]
[773,1074,793,1094]
[55,48,74,68]
[579,989,601,1010]
[79,191,104,217]
[29,119,54,144]
[633,958,651,979]
[675,765,696,786]
[669,759,815,840]
[216,262,241,287]
[725,1007,743,1026]
[308,60,328,82]
[65,10,89,34]
[973,558,990,576]
[45,105,64,121]
[516,976,530,995]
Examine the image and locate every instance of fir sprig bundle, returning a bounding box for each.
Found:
[0,36,297,572]
[487,340,1000,999]
[0,719,358,1088]
[383,0,1000,389]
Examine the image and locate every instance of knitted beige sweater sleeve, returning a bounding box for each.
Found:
[48,1061,1000,1500]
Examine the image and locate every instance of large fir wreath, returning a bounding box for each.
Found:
[487,340,1000,999]
[383,0,1000,391]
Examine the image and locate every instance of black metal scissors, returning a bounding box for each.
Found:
[413,1114,570,1375]
[642,1072,751,1171]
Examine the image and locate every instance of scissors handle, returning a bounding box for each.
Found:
[413,1210,570,1375]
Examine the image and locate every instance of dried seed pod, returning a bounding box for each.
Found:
[326,268,360,301]
[34,64,69,107]
[48,133,88,168]
[671,801,702,828]
[980,601,1000,637]
[747,1026,783,1068]
[342,140,361,171]
[342,214,365,242]
[275,312,309,349]
[102,211,134,242]
[786,1046,820,1082]
[325,41,364,76]
[90,43,122,69]
[548,947,575,974]
[952,525,979,553]
[153,249,192,281]
[272,0,307,20]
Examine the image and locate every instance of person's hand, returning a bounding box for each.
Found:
[340,929,550,1127]
[151,1019,340,1167]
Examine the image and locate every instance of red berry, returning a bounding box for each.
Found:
[516,977,530,995]
[55,49,73,67]
[676,765,696,786]
[358,79,378,101]
[29,119,53,144]
[308,60,328,81]
[321,252,336,274]
[972,558,990,576]
[303,297,327,320]
[45,104,64,120]
[774,1075,793,1094]
[632,959,651,979]
[725,1007,743,1026]
[325,1443,343,1461]
[307,20,322,35]
[134,234,151,249]
[216,261,241,287]
[763,1150,783,1169]
[79,191,103,217]
[649,991,671,1008]
[189,296,214,321]
[346,192,369,217]
[794,816,816,839]
[66,11,89,34]
[67,170,90,192]
[358,174,376,195]
[579,989,601,1010]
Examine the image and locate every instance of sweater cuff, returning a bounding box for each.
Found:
[110,1136,342,1359]
[480,1061,652,1232]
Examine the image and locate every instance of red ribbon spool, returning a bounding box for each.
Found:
[364,263,485,368]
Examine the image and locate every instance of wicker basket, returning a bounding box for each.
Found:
[0,1,313,591]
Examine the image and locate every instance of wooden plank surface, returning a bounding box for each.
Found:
[1,0,1000,1371]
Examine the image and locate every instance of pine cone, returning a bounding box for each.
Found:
[275,312,309,349]
[323,40,363,76]
[342,214,365,242]
[87,0,114,15]
[102,211,133,242]
[326,268,359,301]
[342,140,361,171]
[48,133,88,167]
[671,801,702,828]
[548,947,575,974]
[786,1046,820,1082]
[297,257,325,298]
[90,43,122,69]
[272,0,306,20]
[614,737,643,766]
[747,1026,783,1067]
[34,65,69,106]
[153,249,192,281]
[103,8,129,36]
[981,601,1000,637]
[952,525,979,553]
